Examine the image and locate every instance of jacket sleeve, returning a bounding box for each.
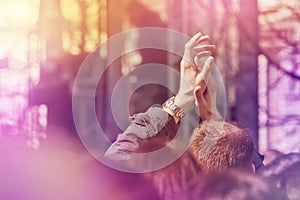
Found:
[104,106,179,163]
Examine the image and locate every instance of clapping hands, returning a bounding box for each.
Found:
[175,32,221,121]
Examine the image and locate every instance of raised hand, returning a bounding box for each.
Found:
[175,32,215,114]
[194,71,221,121]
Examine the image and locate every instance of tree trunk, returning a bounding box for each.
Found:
[101,0,124,136]
[236,0,259,147]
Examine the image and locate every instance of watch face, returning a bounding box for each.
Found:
[165,99,178,111]
[164,97,183,118]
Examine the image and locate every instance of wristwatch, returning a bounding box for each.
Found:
[162,96,184,123]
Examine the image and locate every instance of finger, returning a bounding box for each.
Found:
[194,86,201,108]
[200,56,214,80]
[185,32,203,50]
[194,86,207,111]
[191,32,202,42]
[196,35,210,43]
[194,55,209,71]
[193,45,216,53]
[187,34,211,50]
[194,86,204,99]
[196,51,212,57]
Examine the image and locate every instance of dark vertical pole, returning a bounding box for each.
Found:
[102,0,123,136]
[236,0,259,148]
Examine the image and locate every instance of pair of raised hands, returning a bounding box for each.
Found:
[175,32,220,121]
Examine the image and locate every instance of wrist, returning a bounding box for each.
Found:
[174,93,193,113]
[162,96,184,123]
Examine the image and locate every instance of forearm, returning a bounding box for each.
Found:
[104,106,179,162]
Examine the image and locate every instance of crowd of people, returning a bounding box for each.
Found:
[104,33,300,200]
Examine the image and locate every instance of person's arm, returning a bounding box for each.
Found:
[104,106,178,161]
[104,32,215,163]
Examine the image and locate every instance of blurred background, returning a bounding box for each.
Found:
[0,0,299,199]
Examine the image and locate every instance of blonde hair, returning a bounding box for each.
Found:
[189,121,254,172]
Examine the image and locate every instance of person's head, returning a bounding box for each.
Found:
[150,121,254,200]
[179,169,287,200]
[189,120,255,172]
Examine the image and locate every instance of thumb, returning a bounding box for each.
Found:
[194,86,207,109]
[194,86,206,108]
